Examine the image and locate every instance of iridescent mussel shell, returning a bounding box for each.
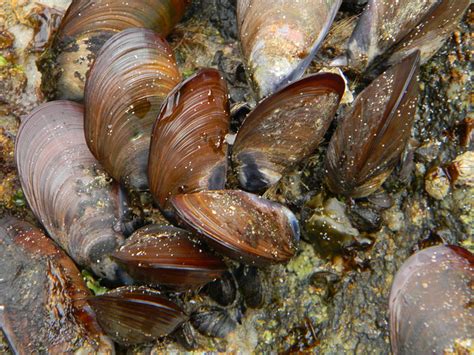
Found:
[53,0,189,100]
[15,101,126,281]
[171,190,300,265]
[0,216,114,353]
[389,245,473,354]
[347,0,437,70]
[148,69,230,216]
[388,0,470,65]
[325,51,420,198]
[89,286,187,345]
[84,28,181,191]
[232,72,345,192]
[112,224,227,290]
[237,0,342,98]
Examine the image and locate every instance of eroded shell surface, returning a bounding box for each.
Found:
[148,68,230,216]
[88,286,187,345]
[112,224,227,290]
[389,245,474,354]
[237,0,342,98]
[15,101,125,281]
[388,0,470,65]
[232,72,345,192]
[171,190,300,265]
[84,28,181,191]
[325,51,420,198]
[347,0,437,70]
[53,0,189,100]
[0,216,114,353]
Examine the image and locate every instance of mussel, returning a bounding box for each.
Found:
[347,0,470,70]
[112,224,227,290]
[84,28,181,191]
[191,306,237,339]
[89,286,186,345]
[52,0,189,100]
[237,0,342,98]
[15,101,126,281]
[148,68,230,215]
[171,190,300,265]
[232,72,345,192]
[325,51,420,198]
[388,0,471,65]
[0,216,114,353]
[389,245,473,354]
[204,271,238,307]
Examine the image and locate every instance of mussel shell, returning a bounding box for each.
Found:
[148,68,230,215]
[234,265,265,308]
[15,101,125,281]
[191,306,237,339]
[0,216,114,353]
[232,72,345,192]
[111,224,227,290]
[237,0,342,98]
[171,190,300,265]
[389,245,474,354]
[347,0,437,70]
[84,28,181,191]
[88,286,187,345]
[325,51,420,198]
[204,271,237,307]
[388,0,470,65]
[53,0,189,100]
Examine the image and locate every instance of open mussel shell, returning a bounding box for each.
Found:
[388,0,470,65]
[148,68,230,216]
[170,190,300,265]
[0,216,114,353]
[325,51,420,198]
[389,245,474,354]
[84,28,181,191]
[112,224,227,290]
[88,286,187,345]
[53,0,189,100]
[232,72,345,192]
[15,101,125,281]
[347,0,437,71]
[237,0,342,98]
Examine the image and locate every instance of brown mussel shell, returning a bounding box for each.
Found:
[388,0,470,65]
[112,224,227,290]
[15,101,125,281]
[237,0,342,98]
[148,68,230,216]
[389,245,474,354]
[88,286,187,345]
[232,72,345,192]
[53,0,189,100]
[0,216,114,353]
[170,190,300,265]
[84,28,181,191]
[347,0,437,71]
[237,0,342,99]
[325,51,420,198]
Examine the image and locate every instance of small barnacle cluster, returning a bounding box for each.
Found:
[0,0,472,353]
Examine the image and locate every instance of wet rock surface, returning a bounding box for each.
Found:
[0,0,472,353]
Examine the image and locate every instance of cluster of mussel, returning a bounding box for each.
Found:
[1,0,472,352]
